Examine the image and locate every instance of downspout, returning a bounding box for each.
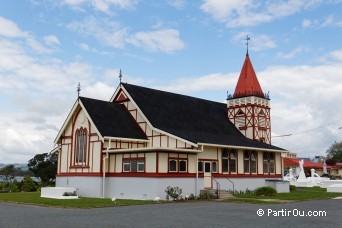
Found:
[196,153,198,197]
[102,139,111,198]
[195,145,204,197]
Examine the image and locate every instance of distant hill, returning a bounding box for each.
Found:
[0,163,28,171]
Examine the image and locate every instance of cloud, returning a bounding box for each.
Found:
[232,32,276,52]
[0,16,28,38]
[127,29,185,53]
[61,0,137,13]
[156,72,236,93]
[0,17,104,163]
[277,47,304,60]
[302,19,312,28]
[302,15,342,28]
[0,16,59,54]
[167,0,187,10]
[200,0,323,27]
[67,16,127,48]
[68,16,185,53]
[43,35,61,46]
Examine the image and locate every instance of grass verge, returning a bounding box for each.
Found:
[0,192,154,208]
[228,187,342,204]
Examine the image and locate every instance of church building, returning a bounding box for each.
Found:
[54,52,286,199]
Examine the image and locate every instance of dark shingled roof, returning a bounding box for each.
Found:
[122,83,284,151]
[80,97,147,140]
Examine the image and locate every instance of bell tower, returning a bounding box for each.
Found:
[227,43,271,144]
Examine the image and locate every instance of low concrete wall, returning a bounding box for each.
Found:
[41,187,78,199]
[327,184,342,193]
[322,180,342,188]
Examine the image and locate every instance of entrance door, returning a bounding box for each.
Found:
[204,162,212,188]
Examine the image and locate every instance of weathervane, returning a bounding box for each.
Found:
[77,82,81,98]
[245,35,250,55]
[119,69,122,83]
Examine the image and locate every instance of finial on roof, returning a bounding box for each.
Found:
[245,35,250,55]
[77,82,81,98]
[119,69,122,83]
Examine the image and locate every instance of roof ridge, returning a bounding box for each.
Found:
[122,83,226,106]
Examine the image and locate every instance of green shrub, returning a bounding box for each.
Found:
[255,186,277,196]
[165,186,182,201]
[199,192,215,199]
[21,176,36,192]
[290,185,296,191]
[10,180,20,192]
[188,193,196,200]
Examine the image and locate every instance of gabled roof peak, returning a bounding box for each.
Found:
[233,54,265,99]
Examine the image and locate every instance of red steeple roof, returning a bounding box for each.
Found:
[233,54,264,98]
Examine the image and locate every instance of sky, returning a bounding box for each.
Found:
[0,0,342,164]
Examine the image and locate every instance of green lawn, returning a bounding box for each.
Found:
[230,187,342,203]
[0,192,154,208]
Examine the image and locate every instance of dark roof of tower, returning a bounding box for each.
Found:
[121,83,283,151]
[79,97,147,140]
[233,54,264,98]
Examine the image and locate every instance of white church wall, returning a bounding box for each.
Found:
[106,177,200,200]
[158,153,168,173]
[56,176,103,198]
[145,153,156,173]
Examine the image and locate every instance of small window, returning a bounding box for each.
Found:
[212,162,217,172]
[179,160,187,172]
[138,160,144,172]
[123,159,145,172]
[123,160,130,172]
[198,161,203,172]
[169,160,177,172]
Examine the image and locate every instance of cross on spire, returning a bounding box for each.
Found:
[245,35,250,55]
[119,69,122,83]
[77,82,81,98]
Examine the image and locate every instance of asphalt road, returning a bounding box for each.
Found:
[0,199,341,228]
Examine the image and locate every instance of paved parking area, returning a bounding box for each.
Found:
[0,199,341,228]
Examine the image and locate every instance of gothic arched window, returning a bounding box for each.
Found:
[244,150,257,174]
[263,152,275,174]
[75,128,87,165]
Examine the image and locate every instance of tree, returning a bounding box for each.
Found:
[0,164,16,183]
[326,141,342,162]
[21,176,36,192]
[28,152,58,186]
